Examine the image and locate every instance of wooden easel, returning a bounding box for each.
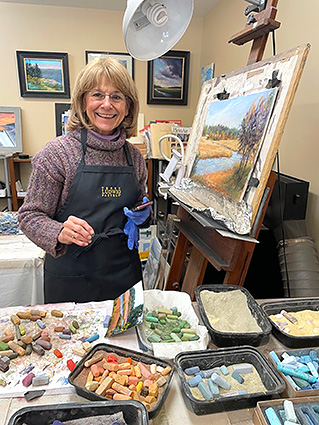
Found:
[165,0,281,299]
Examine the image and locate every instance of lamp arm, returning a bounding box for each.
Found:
[158,134,185,162]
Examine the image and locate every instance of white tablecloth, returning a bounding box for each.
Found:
[0,235,45,307]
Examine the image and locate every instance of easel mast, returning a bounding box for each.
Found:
[164,0,281,298]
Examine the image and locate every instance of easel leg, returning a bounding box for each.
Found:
[165,232,189,291]
[181,247,208,300]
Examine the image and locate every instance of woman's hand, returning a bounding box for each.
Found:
[58,215,94,246]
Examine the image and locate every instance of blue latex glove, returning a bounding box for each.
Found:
[123,196,151,225]
[123,197,151,250]
[123,217,139,250]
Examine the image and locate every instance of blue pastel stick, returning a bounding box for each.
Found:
[232,370,244,384]
[277,364,317,383]
[220,365,229,375]
[208,378,219,396]
[85,334,99,343]
[269,351,281,364]
[185,366,200,375]
[264,407,281,425]
[198,381,212,400]
[103,314,111,328]
[211,372,231,390]
[188,375,202,387]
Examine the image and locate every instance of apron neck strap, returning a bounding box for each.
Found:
[123,142,133,166]
[80,127,88,156]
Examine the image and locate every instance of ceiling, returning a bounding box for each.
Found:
[0,0,220,17]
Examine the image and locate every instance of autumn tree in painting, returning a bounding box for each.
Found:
[235,95,273,180]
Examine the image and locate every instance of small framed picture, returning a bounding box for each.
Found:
[55,103,71,136]
[147,50,190,105]
[85,51,134,80]
[16,51,70,98]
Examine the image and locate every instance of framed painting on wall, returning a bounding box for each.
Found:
[147,50,190,105]
[85,51,134,80]
[16,51,70,98]
[0,107,22,155]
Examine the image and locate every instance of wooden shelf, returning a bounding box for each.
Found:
[8,155,32,211]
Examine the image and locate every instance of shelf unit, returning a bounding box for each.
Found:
[8,155,32,211]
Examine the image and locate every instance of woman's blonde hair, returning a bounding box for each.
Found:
[67,58,139,138]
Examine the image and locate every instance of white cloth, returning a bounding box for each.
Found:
[137,289,209,360]
[0,235,45,307]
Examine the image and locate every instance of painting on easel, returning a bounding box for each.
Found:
[190,88,277,202]
[170,45,310,235]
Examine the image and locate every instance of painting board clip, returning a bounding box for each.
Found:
[216,88,230,100]
[247,176,260,189]
[266,69,281,88]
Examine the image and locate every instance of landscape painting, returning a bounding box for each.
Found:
[190,88,277,202]
[0,107,21,153]
[24,59,64,92]
[147,50,190,105]
[17,51,70,98]
[0,112,16,148]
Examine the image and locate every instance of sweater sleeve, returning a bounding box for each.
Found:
[18,146,68,258]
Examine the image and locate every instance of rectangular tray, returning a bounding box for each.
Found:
[261,298,319,347]
[68,343,173,419]
[174,345,285,415]
[7,401,149,425]
[253,396,319,425]
[195,285,271,347]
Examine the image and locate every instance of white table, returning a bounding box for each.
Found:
[0,235,45,307]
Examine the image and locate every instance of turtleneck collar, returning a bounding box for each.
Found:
[73,127,127,151]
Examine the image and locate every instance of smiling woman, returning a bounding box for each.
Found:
[85,86,128,135]
[18,57,151,304]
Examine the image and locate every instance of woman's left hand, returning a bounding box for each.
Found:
[58,215,94,246]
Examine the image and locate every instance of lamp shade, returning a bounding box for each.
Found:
[123,0,194,61]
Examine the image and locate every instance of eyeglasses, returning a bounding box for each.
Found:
[87,90,126,104]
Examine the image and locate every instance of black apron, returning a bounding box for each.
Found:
[44,128,142,303]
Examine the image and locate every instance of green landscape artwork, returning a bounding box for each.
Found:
[153,56,183,99]
[190,88,277,202]
[24,59,64,92]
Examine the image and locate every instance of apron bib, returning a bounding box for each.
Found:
[44,128,142,303]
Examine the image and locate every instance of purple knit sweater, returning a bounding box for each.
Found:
[18,128,148,258]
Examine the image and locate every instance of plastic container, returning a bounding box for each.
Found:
[254,396,319,425]
[261,298,319,348]
[268,347,319,398]
[7,400,149,425]
[195,285,271,347]
[174,345,285,415]
[68,343,173,419]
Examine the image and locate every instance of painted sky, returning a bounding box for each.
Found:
[154,57,182,87]
[25,59,62,70]
[205,89,275,129]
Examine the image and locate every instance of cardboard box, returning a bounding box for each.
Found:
[254,395,319,425]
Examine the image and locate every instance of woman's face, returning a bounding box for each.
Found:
[85,81,128,135]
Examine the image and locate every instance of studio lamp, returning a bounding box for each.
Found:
[123,0,194,61]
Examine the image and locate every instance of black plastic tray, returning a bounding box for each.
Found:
[174,345,285,415]
[7,401,149,425]
[68,343,173,419]
[261,298,319,348]
[195,285,271,347]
